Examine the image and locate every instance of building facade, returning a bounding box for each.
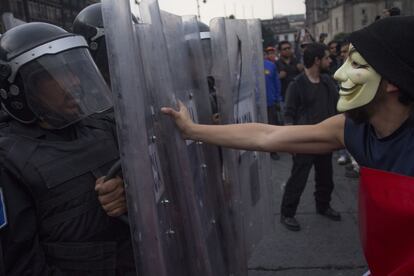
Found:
[261,14,305,45]
[1,0,98,32]
[306,0,414,42]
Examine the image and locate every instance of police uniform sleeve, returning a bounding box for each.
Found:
[0,167,63,275]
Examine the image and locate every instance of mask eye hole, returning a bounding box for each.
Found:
[351,61,368,69]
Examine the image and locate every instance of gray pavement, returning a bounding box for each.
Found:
[248,153,368,276]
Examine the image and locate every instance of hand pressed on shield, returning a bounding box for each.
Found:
[162,99,345,154]
[161,101,195,139]
[95,176,127,217]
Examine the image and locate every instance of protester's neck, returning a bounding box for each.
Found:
[305,66,320,83]
[370,98,411,138]
[281,56,291,63]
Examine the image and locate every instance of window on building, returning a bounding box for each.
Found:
[28,1,39,19]
[55,7,61,21]
[335,17,339,31]
[361,8,368,26]
[39,3,47,18]
[16,1,24,19]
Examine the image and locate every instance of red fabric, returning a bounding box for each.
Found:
[360,167,414,276]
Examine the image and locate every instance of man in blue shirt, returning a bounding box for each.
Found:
[264,47,282,160]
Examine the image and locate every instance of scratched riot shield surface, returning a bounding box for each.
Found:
[160,11,245,275]
[102,1,177,275]
[103,0,242,275]
[210,17,274,257]
[1,13,25,31]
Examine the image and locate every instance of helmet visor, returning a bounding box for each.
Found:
[19,48,112,129]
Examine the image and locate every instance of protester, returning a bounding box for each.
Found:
[276,41,303,101]
[264,46,278,63]
[280,43,339,231]
[383,6,401,17]
[327,40,339,76]
[339,40,350,64]
[162,16,414,276]
[319,33,328,44]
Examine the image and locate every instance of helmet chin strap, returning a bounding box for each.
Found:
[36,109,81,129]
[34,97,84,129]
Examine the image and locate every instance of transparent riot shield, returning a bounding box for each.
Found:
[102,0,244,275]
[1,13,25,31]
[161,11,244,276]
[209,17,274,258]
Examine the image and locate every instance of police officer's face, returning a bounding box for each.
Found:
[334,44,381,112]
[35,70,81,116]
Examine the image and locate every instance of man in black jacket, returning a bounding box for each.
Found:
[280,43,340,231]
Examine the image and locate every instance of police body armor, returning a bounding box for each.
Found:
[0,117,135,275]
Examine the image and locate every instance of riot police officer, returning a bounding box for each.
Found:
[0,22,136,275]
[73,3,110,85]
[73,3,139,86]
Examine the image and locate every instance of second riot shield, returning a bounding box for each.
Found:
[210,17,274,257]
[102,0,246,275]
[161,11,245,275]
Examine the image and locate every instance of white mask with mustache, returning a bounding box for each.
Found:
[334,44,382,112]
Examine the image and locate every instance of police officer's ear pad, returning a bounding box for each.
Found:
[0,63,11,83]
[0,74,36,124]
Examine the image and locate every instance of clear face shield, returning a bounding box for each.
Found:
[19,48,112,129]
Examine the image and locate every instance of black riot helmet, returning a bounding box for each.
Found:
[0,22,112,129]
[73,3,139,85]
[73,3,110,84]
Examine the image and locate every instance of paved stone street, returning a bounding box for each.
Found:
[248,153,368,276]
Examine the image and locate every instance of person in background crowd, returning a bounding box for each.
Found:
[336,40,361,178]
[327,40,339,76]
[265,46,278,63]
[319,33,328,44]
[339,40,350,64]
[264,48,283,160]
[276,41,303,101]
[383,6,401,17]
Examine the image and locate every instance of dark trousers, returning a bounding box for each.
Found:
[267,103,283,126]
[281,153,334,217]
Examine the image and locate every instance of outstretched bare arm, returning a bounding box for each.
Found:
[161,101,345,154]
